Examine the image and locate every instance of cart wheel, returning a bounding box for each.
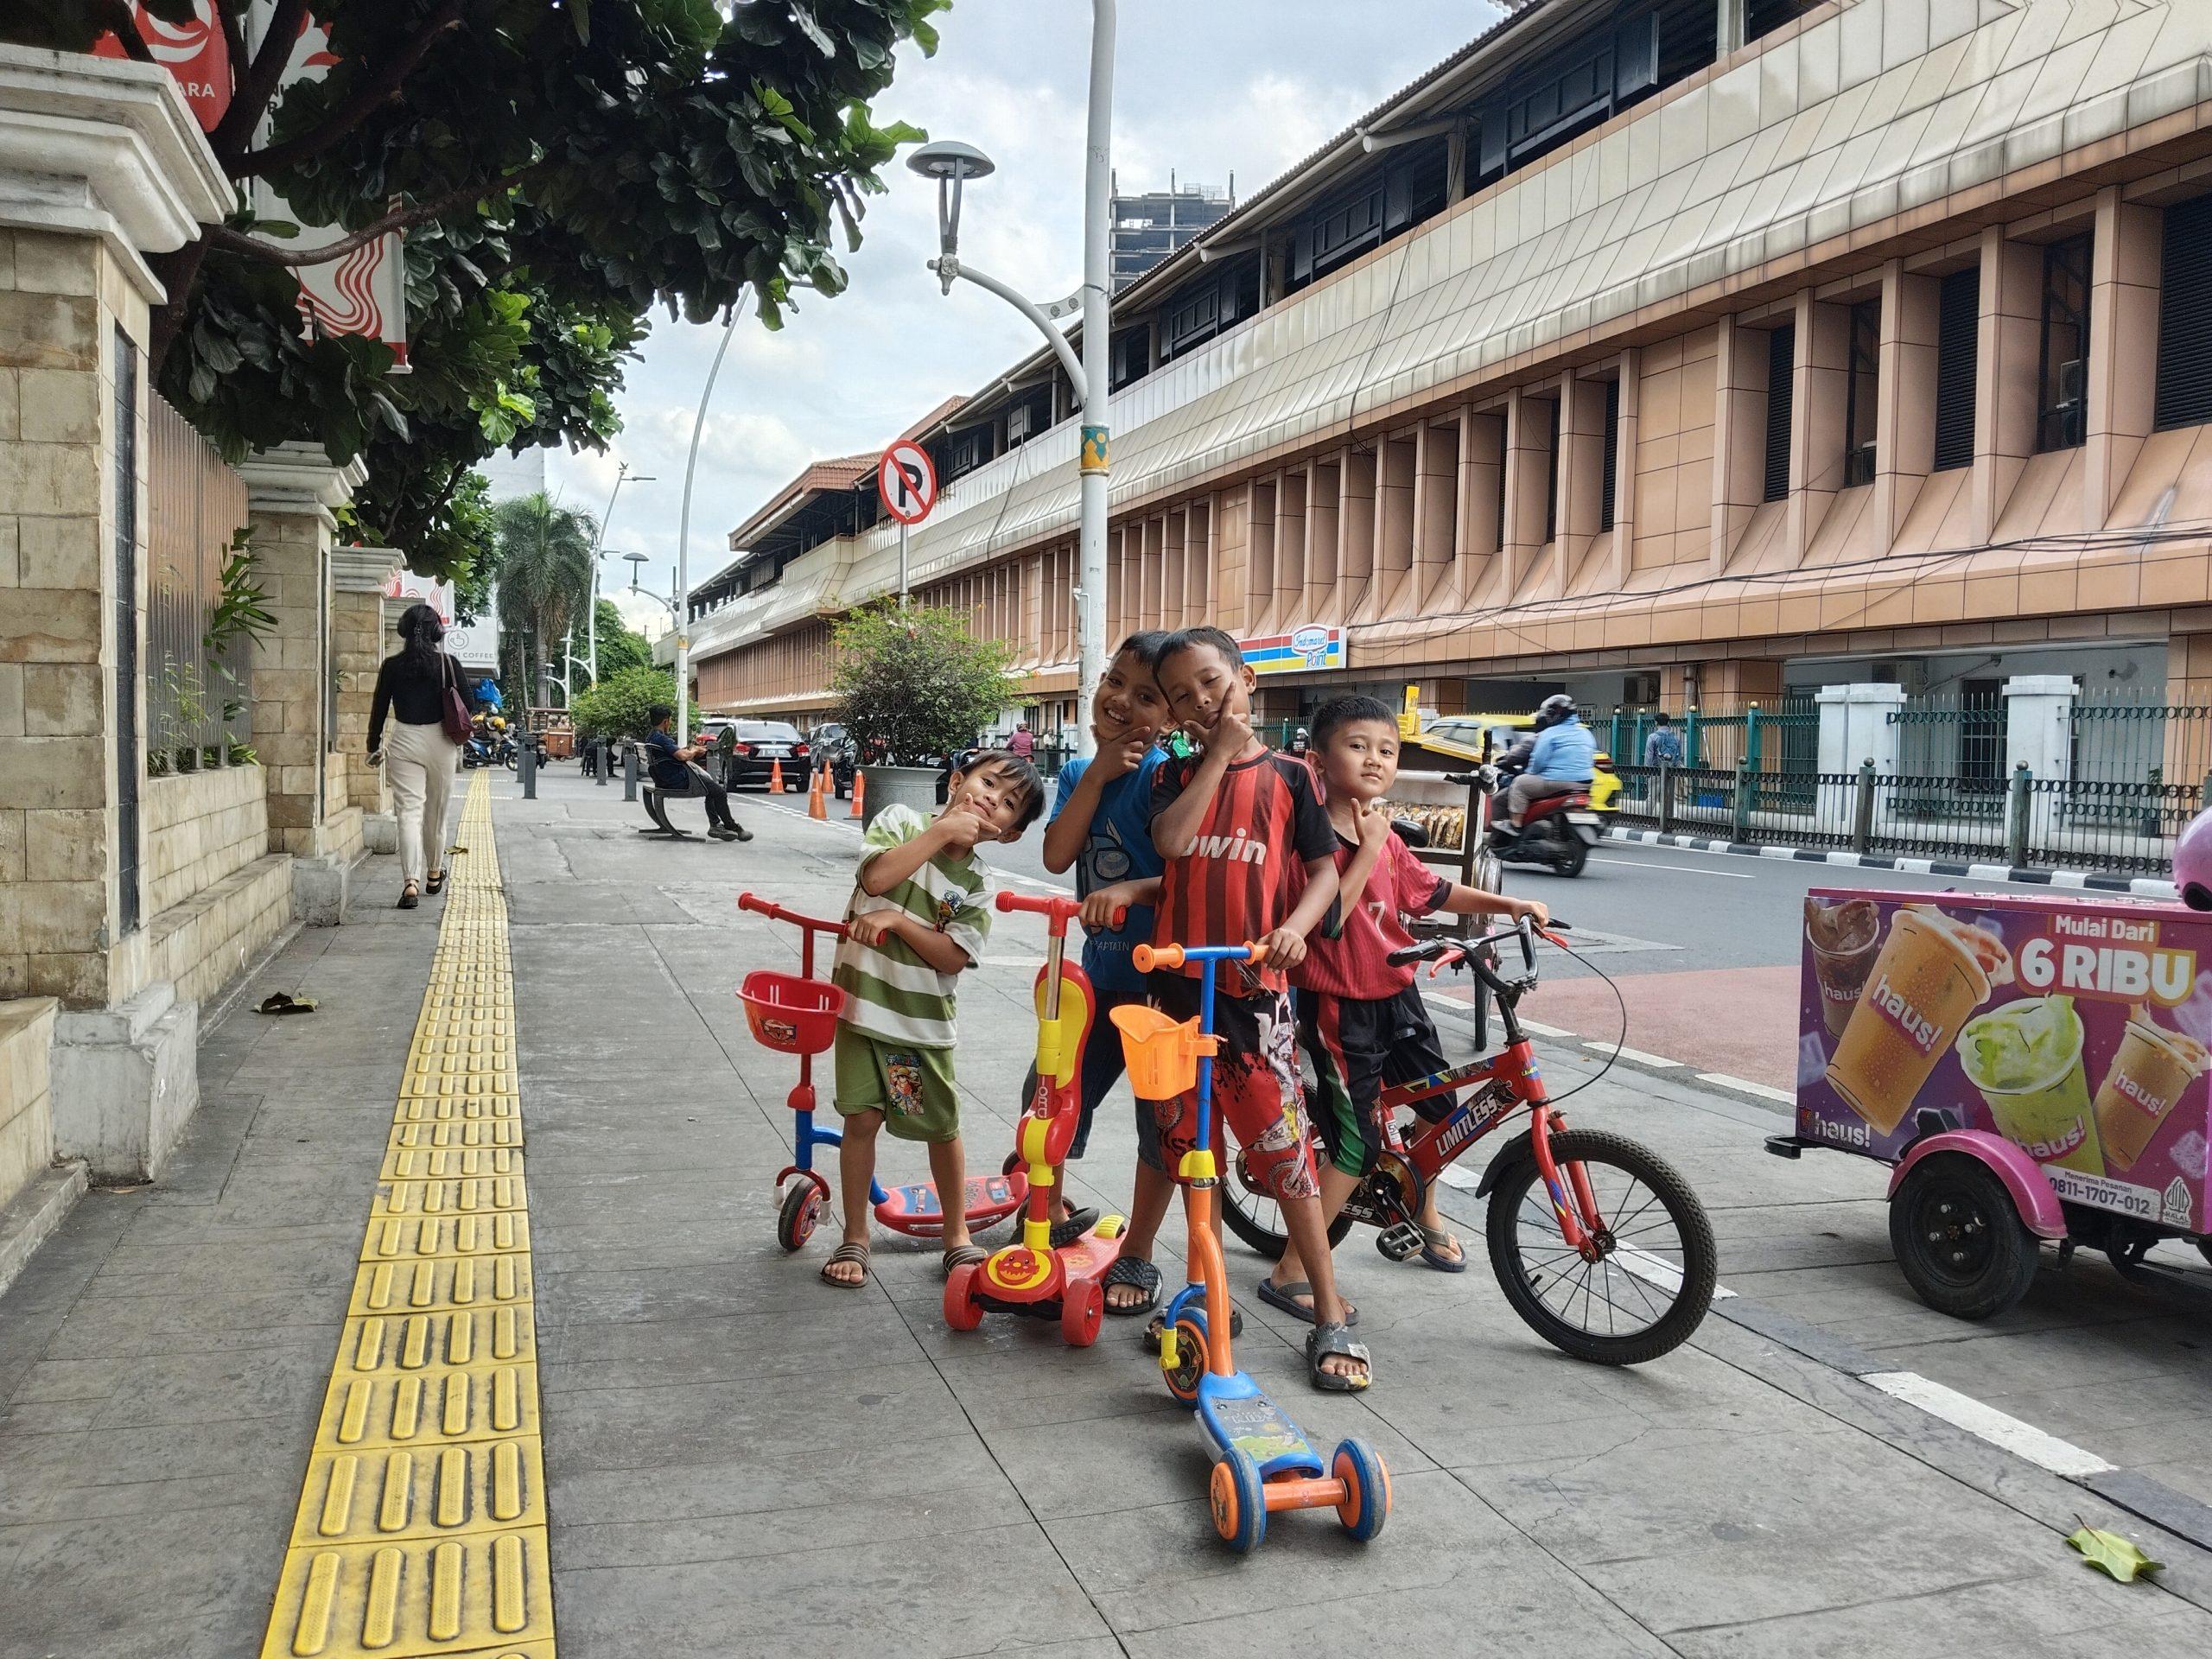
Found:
[1161,1313,1209,1405]
[775,1182,822,1253]
[943,1262,985,1332]
[1331,1438,1391,1542]
[1211,1449,1267,1553]
[1060,1278,1103,1348]
[1889,1154,2043,1320]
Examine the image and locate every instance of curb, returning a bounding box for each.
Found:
[1605,826,2177,899]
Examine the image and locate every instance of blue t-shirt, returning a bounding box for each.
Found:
[644,728,690,791]
[1051,748,1167,995]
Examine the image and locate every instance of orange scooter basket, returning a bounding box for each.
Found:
[739,971,846,1056]
[1110,1005,1217,1098]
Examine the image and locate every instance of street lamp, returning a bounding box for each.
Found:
[907,0,1116,758]
[675,288,755,746]
[586,462,656,683]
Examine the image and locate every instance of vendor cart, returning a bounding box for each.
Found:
[1771,887,2212,1319]
[528,707,574,760]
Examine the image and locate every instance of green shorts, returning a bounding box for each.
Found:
[834,1026,961,1144]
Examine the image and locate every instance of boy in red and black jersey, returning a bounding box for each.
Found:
[1147,627,1368,1391]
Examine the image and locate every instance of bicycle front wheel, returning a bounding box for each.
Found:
[1485,1128,1715,1365]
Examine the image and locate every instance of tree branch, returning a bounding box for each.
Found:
[216,2,246,91]
[233,1,466,180]
[211,0,310,162]
[97,0,155,60]
[203,162,549,267]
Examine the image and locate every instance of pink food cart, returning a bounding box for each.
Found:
[1773,887,2212,1319]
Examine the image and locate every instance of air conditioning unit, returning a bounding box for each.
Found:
[1624,672,1660,705]
[1870,659,1927,694]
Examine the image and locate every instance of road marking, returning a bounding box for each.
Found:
[1695,1071,1796,1105]
[1516,1017,1577,1038]
[1616,1243,1738,1300]
[1591,855,1752,879]
[1590,1040,1680,1068]
[1437,1164,1479,1192]
[1862,1371,2114,1478]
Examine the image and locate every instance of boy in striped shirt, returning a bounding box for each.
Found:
[820,752,1046,1288]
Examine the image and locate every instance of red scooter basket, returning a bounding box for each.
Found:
[739,972,845,1056]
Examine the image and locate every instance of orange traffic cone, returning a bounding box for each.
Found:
[769,758,785,794]
[807,765,828,820]
[849,769,866,818]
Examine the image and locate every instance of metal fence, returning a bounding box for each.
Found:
[145,395,251,774]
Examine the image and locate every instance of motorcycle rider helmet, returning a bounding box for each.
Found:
[489,715,505,730]
[1537,693,1576,728]
[2175,806,2212,910]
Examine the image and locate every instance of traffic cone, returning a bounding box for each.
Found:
[807,765,828,820]
[769,758,785,794]
[849,769,866,818]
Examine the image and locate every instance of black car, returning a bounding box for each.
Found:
[827,734,951,804]
[698,718,810,790]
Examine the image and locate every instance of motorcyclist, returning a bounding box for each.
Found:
[1498,694,1594,836]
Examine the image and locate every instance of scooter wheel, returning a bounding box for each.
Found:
[775,1182,822,1253]
[943,1262,985,1332]
[1162,1313,1209,1405]
[1331,1438,1391,1542]
[1211,1448,1268,1553]
[1060,1277,1103,1348]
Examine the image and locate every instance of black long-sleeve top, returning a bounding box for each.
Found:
[368,649,454,752]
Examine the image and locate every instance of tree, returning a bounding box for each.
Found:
[830,601,1014,766]
[570,665,675,742]
[18,1,941,586]
[488,493,594,706]
[592,599,654,681]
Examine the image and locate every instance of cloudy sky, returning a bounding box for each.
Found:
[544,1,1504,626]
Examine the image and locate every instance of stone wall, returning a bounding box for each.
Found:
[142,763,268,916]
[0,996,54,1218]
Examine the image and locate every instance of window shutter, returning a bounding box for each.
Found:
[2156,193,2212,432]
[1764,323,1795,503]
[1933,267,1979,471]
[1599,378,1621,531]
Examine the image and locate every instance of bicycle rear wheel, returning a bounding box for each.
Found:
[1485,1128,1714,1365]
[1219,1147,1354,1261]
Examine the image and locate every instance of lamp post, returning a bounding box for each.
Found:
[907,0,1116,758]
[586,461,655,684]
[675,290,753,746]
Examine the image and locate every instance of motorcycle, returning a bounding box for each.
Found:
[1452,760,1600,879]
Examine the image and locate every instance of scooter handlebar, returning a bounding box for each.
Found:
[736,891,849,938]
[1133,941,1258,972]
[995,891,1078,918]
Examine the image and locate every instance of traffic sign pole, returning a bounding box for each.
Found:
[898,519,909,608]
[877,439,937,613]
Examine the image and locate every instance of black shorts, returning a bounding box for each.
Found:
[1295,984,1458,1178]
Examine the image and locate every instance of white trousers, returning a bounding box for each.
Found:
[385,720,458,887]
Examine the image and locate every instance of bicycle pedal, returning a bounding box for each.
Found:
[1376,1221,1423,1262]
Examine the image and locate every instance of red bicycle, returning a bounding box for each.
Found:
[1221,916,1716,1366]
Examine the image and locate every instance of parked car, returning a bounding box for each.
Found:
[825,733,950,803]
[695,717,810,790]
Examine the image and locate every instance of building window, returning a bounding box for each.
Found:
[1109,323,1151,393]
[1599,378,1620,531]
[1763,323,1795,503]
[1542,398,1560,543]
[1933,266,1980,471]
[1842,299,1879,489]
[2156,192,2212,432]
[1747,0,1823,41]
[2037,234,2091,452]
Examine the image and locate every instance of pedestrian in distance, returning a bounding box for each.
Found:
[367,602,463,909]
[1008,720,1035,760]
[643,705,752,841]
[818,750,1048,1290]
[1643,711,1685,769]
[1032,632,1178,1318]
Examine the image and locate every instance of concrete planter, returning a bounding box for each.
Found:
[860,765,941,826]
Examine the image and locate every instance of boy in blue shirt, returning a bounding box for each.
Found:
[1029,632,1178,1317]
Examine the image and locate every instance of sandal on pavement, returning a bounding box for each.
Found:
[819,1241,871,1289]
[1144,1305,1241,1352]
[941,1242,988,1278]
[1418,1224,1467,1274]
[397,882,420,910]
[1101,1255,1161,1316]
[1256,1278,1357,1326]
[1307,1321,1372,1393]
[425,871,446,894]
[1047,1205,1102,1249]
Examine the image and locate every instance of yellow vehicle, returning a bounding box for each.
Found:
[1401,711,1623,812]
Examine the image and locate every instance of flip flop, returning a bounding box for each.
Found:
[1418,1224,1468,1274]
[1306,1321,1372,1393]
[1255,1278,1357,1326]
[1144,1305,1241,1351]
[256,992,318,1016]
[941,1242,988,1278]
[1101,1255,1161,1316]
[819,1241,870,1289]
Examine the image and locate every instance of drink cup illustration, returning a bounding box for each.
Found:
[1826,907,2007,1135]
[2093,1013,2211,1173]
[1806,898,1881,1039]
[1956,995,2100,1173]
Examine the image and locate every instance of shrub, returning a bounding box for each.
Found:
[569,665,676,741]
[829,601,1014,766]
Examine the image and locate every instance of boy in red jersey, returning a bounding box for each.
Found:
[1147,627,1367,1390]
[1281,696,1547,1299]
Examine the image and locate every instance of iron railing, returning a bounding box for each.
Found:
[145,395,251,774]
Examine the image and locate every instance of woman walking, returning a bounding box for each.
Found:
[368,603,464,909]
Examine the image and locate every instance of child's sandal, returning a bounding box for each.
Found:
[941,1242,988,1278]
[819,1242,871,1288]
[1306,1321,1372,1393]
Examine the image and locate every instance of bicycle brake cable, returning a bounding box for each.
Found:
[1525,934,1629,1107]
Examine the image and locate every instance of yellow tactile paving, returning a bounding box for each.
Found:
[263,772,557,1659]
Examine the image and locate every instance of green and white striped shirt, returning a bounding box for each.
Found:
[832,804,994,1048]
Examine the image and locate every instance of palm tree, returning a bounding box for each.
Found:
[488,493,597,706]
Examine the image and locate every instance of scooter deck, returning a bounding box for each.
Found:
[1196,1370,1325,1480]
[977,1217,1126,1312]
[876,1173,1025,1236]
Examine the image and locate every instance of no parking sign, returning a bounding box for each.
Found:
[878,441,938,525]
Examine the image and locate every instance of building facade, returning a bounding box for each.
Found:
[686,0,2212,795]
[1110,177,1236,291]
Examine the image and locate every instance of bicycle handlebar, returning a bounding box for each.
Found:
[1133,941,1258,972]
[737,891,849,938]
[1386,915,1570,968]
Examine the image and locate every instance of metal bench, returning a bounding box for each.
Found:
[637,764,715,840]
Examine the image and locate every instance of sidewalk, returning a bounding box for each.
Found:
[5,766,2212,1656]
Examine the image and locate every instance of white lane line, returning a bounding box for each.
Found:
[1516,1017,1577,1038]
[1617,1243,1738,1300]
[1591,856,1753,879]
[1695,1071,1796,1105]
[1591,1040,1680,1068]
[1862,1371,2114,1478]
[1437,1164,1480,1192]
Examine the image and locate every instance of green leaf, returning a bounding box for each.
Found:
[2068,1527,2163,1582]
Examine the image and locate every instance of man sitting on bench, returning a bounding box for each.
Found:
[644,705,751,842]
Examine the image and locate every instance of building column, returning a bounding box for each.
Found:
[332,546,401,850]
[1710,315,1769,571]
[1815,683,1908,833]
[2085,186,2161,527]
[1875,259,1939,543]
[1973,228,2044,545]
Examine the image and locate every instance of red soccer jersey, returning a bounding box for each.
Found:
[1294,826,1455,999]
[1148,748,1338,992]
